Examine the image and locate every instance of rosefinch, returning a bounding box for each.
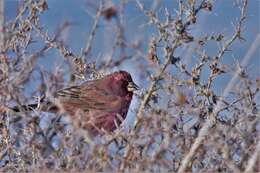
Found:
[13,71,139,137]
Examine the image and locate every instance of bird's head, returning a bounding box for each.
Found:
[109,71,139,97]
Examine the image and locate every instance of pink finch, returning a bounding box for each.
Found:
[13,71,139,137]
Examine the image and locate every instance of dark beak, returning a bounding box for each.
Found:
[127,81,139,92]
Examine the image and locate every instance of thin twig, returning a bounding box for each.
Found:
[134,44,177,128]
[245,140,260,172]
[82,1,103,57]
[0,0,4,51]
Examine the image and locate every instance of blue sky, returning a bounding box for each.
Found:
[5,0,259,77]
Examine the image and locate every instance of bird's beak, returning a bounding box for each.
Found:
[127,81,139,92]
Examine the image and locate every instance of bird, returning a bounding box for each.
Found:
[12,71,139,137]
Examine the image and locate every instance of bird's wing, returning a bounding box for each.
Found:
[55,82,123,112]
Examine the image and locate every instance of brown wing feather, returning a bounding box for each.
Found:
[56,81,122,112]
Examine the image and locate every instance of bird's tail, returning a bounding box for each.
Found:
[12,103,39,112]
[11,100,58,113]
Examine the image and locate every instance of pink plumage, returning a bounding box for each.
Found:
[53,71,138,136]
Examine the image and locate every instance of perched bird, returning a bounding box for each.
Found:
[13,71,139,137]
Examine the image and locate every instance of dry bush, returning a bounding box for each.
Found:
[0,0,259,172]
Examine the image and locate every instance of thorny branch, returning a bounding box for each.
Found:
[0,0,258,172]
[82,1,103,58]
[133,0,213,130]
[177,1,249,172]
